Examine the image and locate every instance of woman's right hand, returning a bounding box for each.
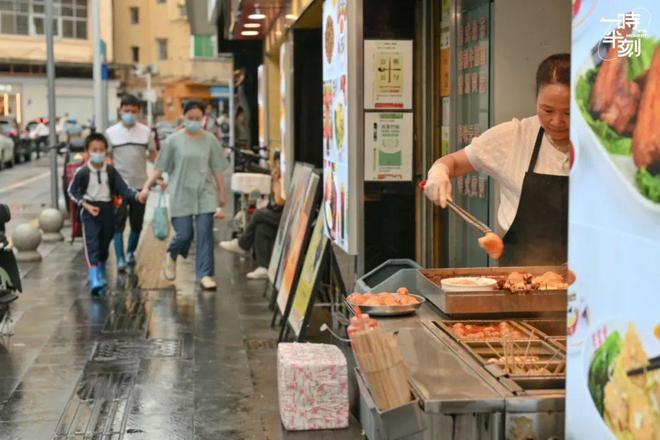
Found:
[138,189,149,204]
[424,162,453,208]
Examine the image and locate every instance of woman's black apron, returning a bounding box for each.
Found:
[499,128,569,266]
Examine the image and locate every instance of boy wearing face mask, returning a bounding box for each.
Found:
[105,95,157,272]
[68,133,147,295]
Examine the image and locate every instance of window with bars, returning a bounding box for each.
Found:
[0,0,87,39]
[131,46,139,63]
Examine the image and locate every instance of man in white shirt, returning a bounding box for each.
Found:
[105,95,157,272]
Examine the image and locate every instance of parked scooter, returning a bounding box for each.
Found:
[0,204,21,335]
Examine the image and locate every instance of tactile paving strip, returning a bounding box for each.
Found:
[53,361,138,440]
[92,339,184,362]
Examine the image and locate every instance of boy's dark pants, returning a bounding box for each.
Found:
[81,201,115,267]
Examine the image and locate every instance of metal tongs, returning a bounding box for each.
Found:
[419,180,504,259]
[446,199,492,235]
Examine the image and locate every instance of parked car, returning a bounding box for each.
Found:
[0,132,15,169]
[0,117,27,164]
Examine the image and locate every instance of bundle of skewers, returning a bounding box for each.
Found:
[348,308,412,411]
[483,330,566,376]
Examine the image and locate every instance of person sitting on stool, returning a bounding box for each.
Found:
[219,154,285,280]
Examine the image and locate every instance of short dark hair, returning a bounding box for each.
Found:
[536,53,570,94]
[120,94,141,108]
[85,132,109,151]
[183,100,206,115]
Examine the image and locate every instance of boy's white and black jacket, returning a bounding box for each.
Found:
[68,163,139,207]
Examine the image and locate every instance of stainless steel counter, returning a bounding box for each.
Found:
[370,303,565,439]
[376,304,507,413]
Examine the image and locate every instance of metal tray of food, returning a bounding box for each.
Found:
[420,266,568,317]
[433,320,566,390]
[346,294,426,317]
[434,319,539,342]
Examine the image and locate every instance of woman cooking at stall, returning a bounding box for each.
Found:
[424,54,571,266]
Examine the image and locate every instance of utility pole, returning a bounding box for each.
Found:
[45,0,58,209]
[92,0,105,132]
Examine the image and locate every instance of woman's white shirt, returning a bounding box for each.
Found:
[464,115,570,234]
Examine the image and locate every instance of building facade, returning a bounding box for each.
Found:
[0,0,119,126]
[113,0,232,122]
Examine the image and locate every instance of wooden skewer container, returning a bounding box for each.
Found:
[351,328,413,411]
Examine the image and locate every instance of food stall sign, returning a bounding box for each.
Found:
[567,3,660,439]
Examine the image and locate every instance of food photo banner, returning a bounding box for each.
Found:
[322,0,361,255]
[567,2,660,439]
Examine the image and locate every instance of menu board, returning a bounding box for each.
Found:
[364,112,413,181]
[288,218,329,338]
[364,40,413,110]
[276,172,320,314]
[322,0,357,254]
[268,163,314,287]
[567,2,660,439]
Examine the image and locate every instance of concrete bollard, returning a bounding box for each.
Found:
[39,208,64,242]
[60,208,71,227]
[12,223,42,262]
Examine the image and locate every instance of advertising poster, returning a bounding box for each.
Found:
[323,0,356,253]
[364,112,413,181]
[280,41,295,199]
[257,64,267,148]
[364,40,413,110]
[567,2,660,439]
[288,218,329,338]
[276,172,320,314]
[268,164,314,286]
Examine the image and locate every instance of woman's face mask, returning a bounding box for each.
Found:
[184,119,202,133]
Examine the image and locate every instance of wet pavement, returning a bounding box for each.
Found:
[0,158,362,439]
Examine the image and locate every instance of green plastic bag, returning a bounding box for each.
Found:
[152,192,170,241]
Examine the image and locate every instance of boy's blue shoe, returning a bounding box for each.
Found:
[126,231,140,266]
[89,267,105,296]
[113,233,127,272]
[98,262,108,289]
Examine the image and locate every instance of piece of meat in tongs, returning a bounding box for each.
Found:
[632,47,660,174]
[590,27,641,135]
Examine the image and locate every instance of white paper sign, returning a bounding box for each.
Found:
[364,40,413,110]
[364,112,413,181]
